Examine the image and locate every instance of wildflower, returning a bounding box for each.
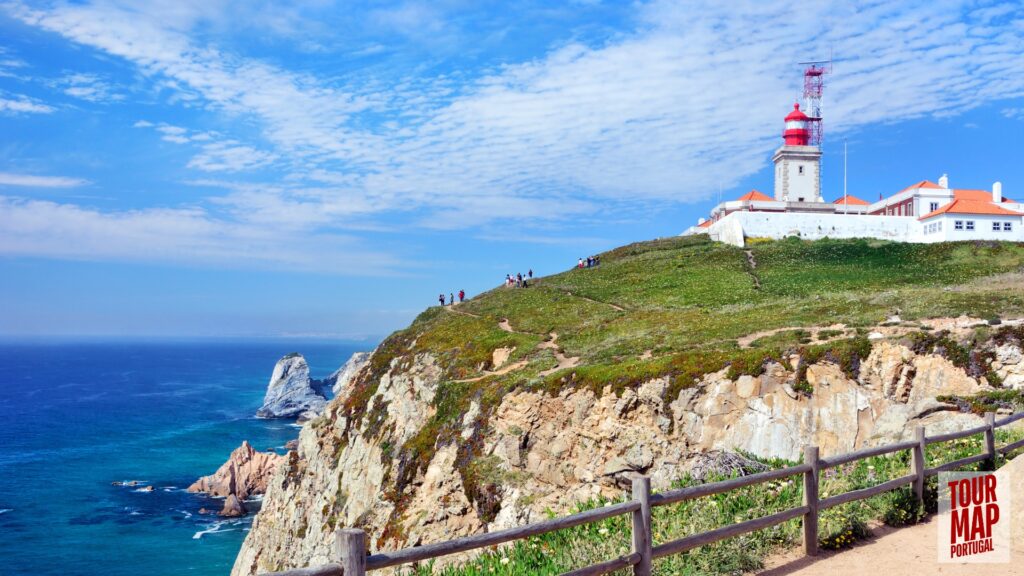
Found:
[500,557,510,565]
[598,528,609,536]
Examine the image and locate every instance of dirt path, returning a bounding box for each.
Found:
[760,454,1024,576]
[564,290,625,312]
[744,250,762,290]
[538,332,581,377]
[736,324,850,349]
[443,304,480,318]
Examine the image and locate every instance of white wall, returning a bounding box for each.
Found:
[706,211,921,247]
[922,213,1023,243]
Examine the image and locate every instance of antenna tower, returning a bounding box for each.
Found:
[799,57,831,147]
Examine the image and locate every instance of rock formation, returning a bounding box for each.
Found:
[231,339,1007,575]
[189,441,285,516]
[256,354,329,420]
[324,351,371,396]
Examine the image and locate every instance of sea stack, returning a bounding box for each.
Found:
[188,440,285,511]
[325,351,371,396]
[256,353,328,420]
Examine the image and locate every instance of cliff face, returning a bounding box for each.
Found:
[232,338,1021,575]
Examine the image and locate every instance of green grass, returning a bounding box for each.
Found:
[403,426,1024,575]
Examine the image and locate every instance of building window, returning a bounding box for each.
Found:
[930,202,939,212]
[798,166,804,175]
[1006,222,1014,232]
[966,221,975,231]
[938,221,942,231]
[994,222,1002,231]
[907,203,913,216]
[955,220,964,230]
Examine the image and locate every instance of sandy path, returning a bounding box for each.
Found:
[760,454,1024,576]
[538,332,580,377]
[564,290,625,312]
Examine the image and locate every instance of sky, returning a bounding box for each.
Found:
[1,0,1023,340]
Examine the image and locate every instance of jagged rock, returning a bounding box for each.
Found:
[188,441,285,501]
[256,354,329,420]
[995,344,1024,389]
[221,494,247,517]
[325,351,371,396]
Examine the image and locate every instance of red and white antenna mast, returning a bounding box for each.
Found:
[799,57,831,147]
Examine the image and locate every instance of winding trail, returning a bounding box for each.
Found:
[564,290,625,312]
[537,332,580,377]
[744,250,762,290]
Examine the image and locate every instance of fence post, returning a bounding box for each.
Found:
[984,412,997,470]
[631,476,653,576]
[911,426,926,511]
[335,528,366,576]
[802,446,819,556]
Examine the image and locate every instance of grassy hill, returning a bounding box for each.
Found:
[336,235,1024,575]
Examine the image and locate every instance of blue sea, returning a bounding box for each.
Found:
[0,340,369,576]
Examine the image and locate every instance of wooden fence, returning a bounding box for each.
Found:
[266,410,1024,576]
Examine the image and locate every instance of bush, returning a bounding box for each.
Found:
[882,488,924,527]
[819,508,870,550]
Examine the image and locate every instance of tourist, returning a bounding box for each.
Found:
[528,269,533,279]
[578,258,584,269]
[459,289,465,302]
[438,294,445,307]
[449,293,454,306]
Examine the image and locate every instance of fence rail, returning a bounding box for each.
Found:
[265,409,1024,576]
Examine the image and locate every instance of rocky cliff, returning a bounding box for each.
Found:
[257,353,329,421]
[326,351,371,396]
[232,335,1024,574]
[231,237,1024,574]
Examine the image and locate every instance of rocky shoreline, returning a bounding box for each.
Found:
[186,351,371,518]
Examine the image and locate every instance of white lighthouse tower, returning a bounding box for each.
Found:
[772,103,822,203]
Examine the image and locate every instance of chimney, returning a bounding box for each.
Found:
[938,174,949,188]
[994,182,1003,203]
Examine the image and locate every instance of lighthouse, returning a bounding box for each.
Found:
[772,103,822,203]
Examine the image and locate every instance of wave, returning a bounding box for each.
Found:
[192,519,245,540]
[0,508,11,515]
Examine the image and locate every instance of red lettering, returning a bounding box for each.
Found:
[951,508,970,543]
[970,506,986,541]
[948,481,960,509]
[985,503,999,538]
[985,474,997,503]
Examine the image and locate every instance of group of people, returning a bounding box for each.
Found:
[505,269,533,288]
[578,255,601,269]
[439,290,466,307]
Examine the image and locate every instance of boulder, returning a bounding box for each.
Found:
[325,351,371,396]
[188,441,285,501]
[257,353,329,420]
[221,494,247,517]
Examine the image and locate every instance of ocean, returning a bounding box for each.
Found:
[0,340,368,576]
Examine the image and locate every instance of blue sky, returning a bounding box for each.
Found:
[1,0,1023,340]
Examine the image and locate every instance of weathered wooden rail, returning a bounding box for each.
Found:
[265,410,1024,576]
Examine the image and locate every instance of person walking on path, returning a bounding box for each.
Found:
[449,293,454,306]
[438,294,445,307]
[528,269,533,279]
[578,258,584,269]
[459,289,465,302]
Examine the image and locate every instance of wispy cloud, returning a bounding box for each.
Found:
[0,93,53,114]
[0,171,86,187]
[51,72,124,103]
[0,196,405,273]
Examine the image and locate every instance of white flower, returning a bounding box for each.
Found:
[867,465,875,470]
[500,557,510,565]
[598,528,609,535]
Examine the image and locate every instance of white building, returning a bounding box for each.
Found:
[683,103,1023,246]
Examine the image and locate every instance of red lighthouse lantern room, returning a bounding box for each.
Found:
[783,103,810,146]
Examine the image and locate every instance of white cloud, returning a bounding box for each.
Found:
[187,140,276,172]
[0,94,53,114]
[0,195,405,273]
[0,172,87,187]
[132,119,154,128]
[52,72,124,103]
[1003,108,1024,119]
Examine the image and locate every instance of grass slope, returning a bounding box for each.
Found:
[339,235,1024,568]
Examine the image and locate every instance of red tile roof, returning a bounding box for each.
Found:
[698,219,712,228]
[920,199,1022,220]
[898,180,944,194]
[833,195,869,206]
[953,189,1016,203]
[736,190,773,202]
